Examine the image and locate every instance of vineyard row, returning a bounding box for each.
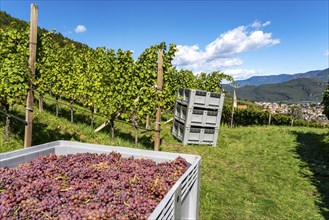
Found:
[0,24,234,144]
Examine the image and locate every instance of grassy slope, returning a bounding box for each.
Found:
[164,126,329,219]
[1,103,328,219]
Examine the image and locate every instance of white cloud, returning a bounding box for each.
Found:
[251,21,261,29]
[223,68,266,81]
[251,20,271,29]
[173,21,279,75]
[325,49,329,56]
[262,21,271,27]
[75,25,87,33]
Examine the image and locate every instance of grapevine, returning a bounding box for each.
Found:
[0,25,29,141]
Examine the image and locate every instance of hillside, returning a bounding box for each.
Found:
[1,102,329,219]
[235,68,329,87]
[0,10,87,49]
[223,78,327,103]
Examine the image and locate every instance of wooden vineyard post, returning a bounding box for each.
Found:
[24,4,38,148]
[5,105,10,142]
[230,90,237,128]
[154,49,163,151]
[230,108,234,128]
[39,94,43,112]
[146,114,150,129]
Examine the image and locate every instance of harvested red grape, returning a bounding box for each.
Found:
[0,152,188,220]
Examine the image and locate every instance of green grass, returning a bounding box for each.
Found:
[165,126,329,219]
[1,102,329,219]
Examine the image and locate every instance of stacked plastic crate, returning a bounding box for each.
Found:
[172,88,225,146]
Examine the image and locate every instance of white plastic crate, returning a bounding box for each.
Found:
[0,141,201,220]
[177,88,225,110]
[172,119,219,147]
[174,103,222,128]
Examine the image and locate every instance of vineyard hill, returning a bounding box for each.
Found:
[223,75,328,103]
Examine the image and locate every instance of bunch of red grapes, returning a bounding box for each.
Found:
[0,152,188,220]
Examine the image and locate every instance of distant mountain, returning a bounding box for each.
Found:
[223,78,327,103]
[234,68,328,87]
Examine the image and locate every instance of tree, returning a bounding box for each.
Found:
[0,25,29,141]
[163,69,198,112]
[196,71,236,92]
[78,47,112,129]
[129,42,177,146]
[59,42,80,122]
[290,105,303,120]
[323,82,329,118]
[35,31,59,112]
[98,48,135,141]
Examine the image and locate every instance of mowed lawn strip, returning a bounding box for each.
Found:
[164,126,328,220]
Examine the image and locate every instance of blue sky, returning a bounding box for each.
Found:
[1,0,328,80]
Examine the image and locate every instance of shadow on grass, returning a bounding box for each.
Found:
[42,101,92,126]
[41,98,160,150]
[1,100,156,150]
[293,131,329,218]
[110,127,154,150]
[3,108,79,146]
[43,102,154,150]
